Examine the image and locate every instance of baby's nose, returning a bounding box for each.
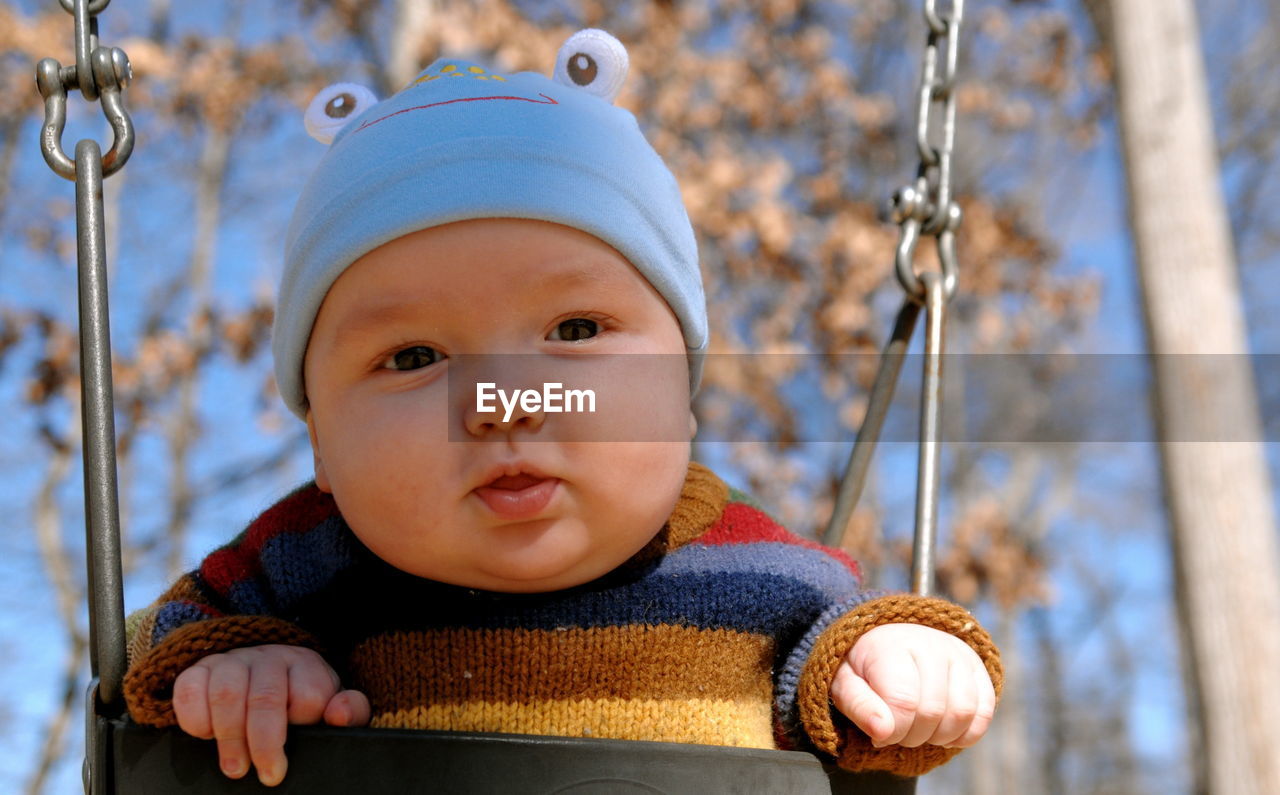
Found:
[464,383,548,437]
[455,355,553,439]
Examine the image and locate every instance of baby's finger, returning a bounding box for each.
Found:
[206,658,251,779]
[285,656,341,725]
[173,663,214,740]
[894,651,948,748]
[861,647,920,748]
[830,661,895,744]
[949,663,997,748]
[245,655,290,787]
[929,653,978,747]
[323,689,372,727]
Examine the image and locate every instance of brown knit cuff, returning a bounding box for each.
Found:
[123,615,322,727]
[797,594,1004,777]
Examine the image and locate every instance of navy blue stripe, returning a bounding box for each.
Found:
[304,564,842,643]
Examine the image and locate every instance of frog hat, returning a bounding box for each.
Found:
[274,28,707,418]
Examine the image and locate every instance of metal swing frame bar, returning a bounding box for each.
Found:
[822,273,949,597]
[35,2,133,791]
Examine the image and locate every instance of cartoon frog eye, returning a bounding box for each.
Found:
[304,82,380,144]
[553,29,629,104]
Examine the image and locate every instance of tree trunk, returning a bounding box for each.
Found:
[386,0,435,91]
[1104,1,1280,792]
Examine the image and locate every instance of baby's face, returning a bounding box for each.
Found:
[302,218,695,592]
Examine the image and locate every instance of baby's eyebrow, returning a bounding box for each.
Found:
[537,265,611,291]
[322,262,617,347]
[325,301,422,347]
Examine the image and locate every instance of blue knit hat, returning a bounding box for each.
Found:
[274,29,707,419]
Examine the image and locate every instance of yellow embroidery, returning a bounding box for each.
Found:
[407,63,508,89]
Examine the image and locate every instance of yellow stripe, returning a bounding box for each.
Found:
[350,625,775,706]
[371,697,777,749]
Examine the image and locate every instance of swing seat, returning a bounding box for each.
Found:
[94,714,917,794]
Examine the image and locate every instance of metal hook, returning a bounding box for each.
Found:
[35,47,134,181]
[58,0,111,12]
[890,180,959,302]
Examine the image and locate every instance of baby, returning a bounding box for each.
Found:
[122,29,1001,788]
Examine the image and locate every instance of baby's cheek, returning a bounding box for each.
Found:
[322,435,451,558]
[587,443,687,529]
[343,502,452,579]
[555,357,688,444]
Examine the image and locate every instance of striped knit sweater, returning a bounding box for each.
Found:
[123,462,1001,777]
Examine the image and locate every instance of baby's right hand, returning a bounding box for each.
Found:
[172,644,371,787]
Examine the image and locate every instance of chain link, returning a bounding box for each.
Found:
[889,0,964,302]
[36,0,134,180]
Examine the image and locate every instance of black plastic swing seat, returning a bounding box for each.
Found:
[95,716,917,794]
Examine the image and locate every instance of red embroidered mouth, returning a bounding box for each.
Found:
[354,93,559,134]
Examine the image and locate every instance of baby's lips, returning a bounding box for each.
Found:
[473,461,555,492]
[486,473,544,490]
[473,477,559,519]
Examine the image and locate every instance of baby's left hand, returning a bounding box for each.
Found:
[830,623,995,750]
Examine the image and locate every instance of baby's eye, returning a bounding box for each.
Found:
[382,345,443,371]
[549,318,599,341]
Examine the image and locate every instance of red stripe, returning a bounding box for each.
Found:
[698,502,861,579]
[202,485,339,595]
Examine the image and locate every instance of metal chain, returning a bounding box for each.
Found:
[889,0,964,302]
[36,0,134,180]
[826,1,966,598]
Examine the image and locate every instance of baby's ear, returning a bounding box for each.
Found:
[304,83,380,144]
[305,410,333,493]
